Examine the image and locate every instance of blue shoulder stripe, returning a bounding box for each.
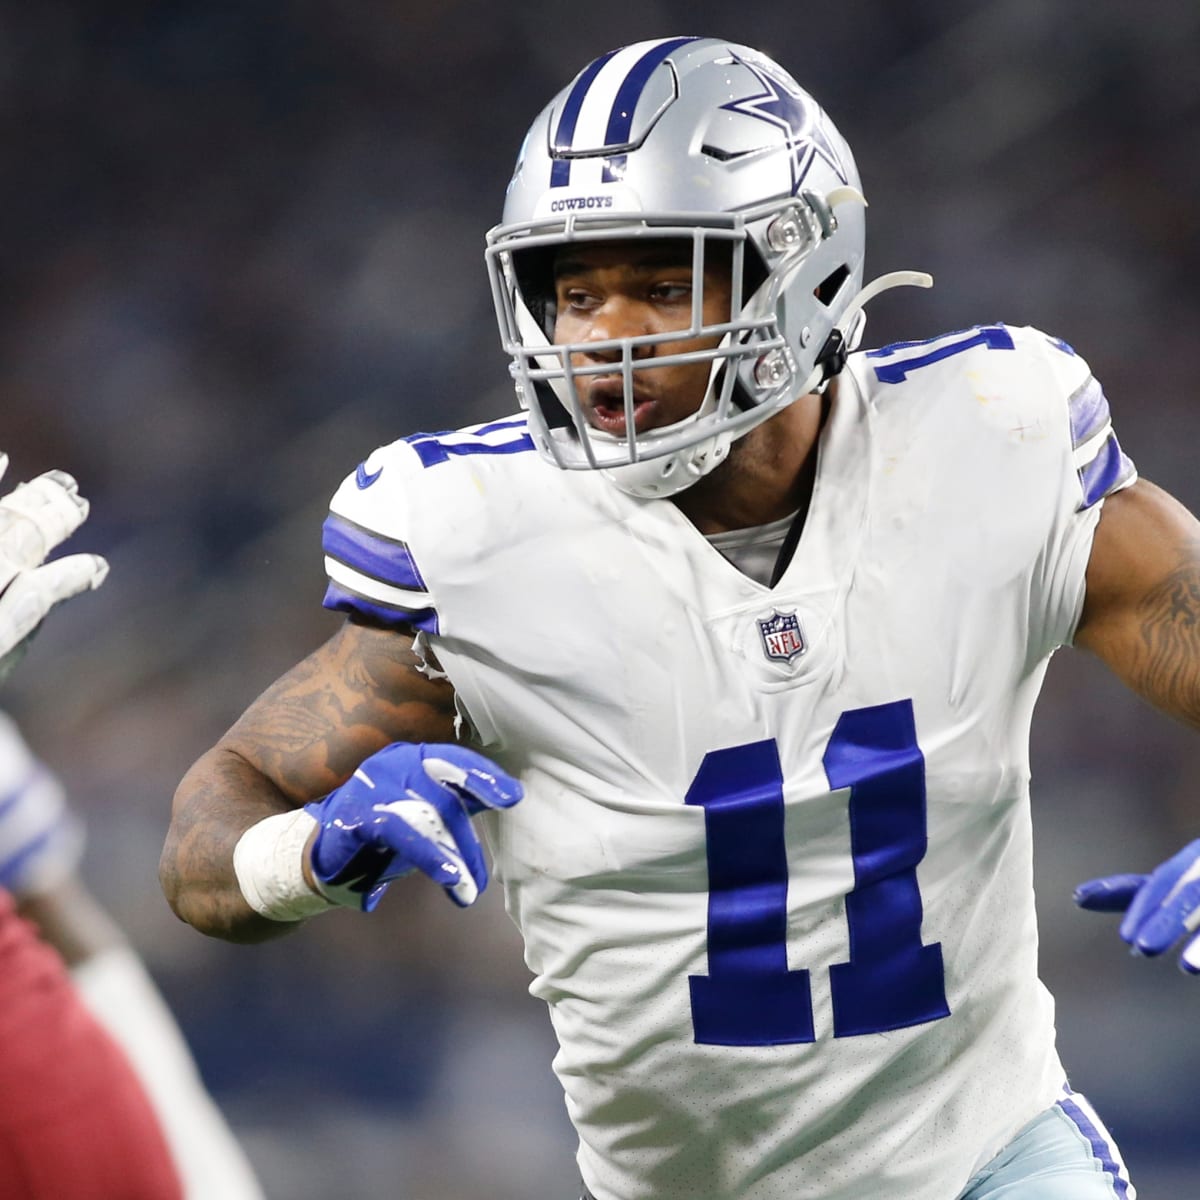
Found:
[0,772,33,819]
[322,513,427,592]
[0,828,55,891]
[323,581,439,635]
[1066,375,1135,509]
[1067,376,1110,448]
[1079,434,1135,511]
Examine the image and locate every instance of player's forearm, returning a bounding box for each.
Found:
[160,745,304,943]
[1077,483,1200,730]
[1122,542,1200,728]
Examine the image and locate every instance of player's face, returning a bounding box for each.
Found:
[551,239,732,437]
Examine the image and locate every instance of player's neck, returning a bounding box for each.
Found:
[672,387,831,536]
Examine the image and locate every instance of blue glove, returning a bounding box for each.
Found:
[304,742,522,912]
[1074,838,1200,973]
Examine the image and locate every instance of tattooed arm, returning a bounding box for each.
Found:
[160,618,458,942]
[1075,478,1200,721]
[1071,480,1200,968]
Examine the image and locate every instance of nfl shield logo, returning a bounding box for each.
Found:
[757,610,806,663]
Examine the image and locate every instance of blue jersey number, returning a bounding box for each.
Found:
[686,699,950,1046]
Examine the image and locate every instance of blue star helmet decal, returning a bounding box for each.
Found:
[721,52,852,194]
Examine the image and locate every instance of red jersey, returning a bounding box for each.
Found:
[0,890,182,1199]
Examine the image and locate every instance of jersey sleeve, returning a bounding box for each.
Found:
[1031,330,1137,652]
[0,710,84,897]
[1055,338,1137,513]
[321,440,440,633]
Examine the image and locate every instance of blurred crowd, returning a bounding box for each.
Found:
[1,2,1197,1196]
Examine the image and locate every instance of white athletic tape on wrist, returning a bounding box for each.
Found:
[233,809,333,922]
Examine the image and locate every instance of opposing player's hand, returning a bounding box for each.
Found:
[0,455,108,671]
[304,742,522,912]
[1074,838,1200,973]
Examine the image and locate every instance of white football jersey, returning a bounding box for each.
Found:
[323,324,1135,1200]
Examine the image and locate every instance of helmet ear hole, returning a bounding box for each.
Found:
[814,264,850,307]
[738,243,769,307]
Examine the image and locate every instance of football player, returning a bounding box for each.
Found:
[0,457,181,1198]
[0,710,266,1200]
[162,36,1197,1199]
[0,458,262,1198]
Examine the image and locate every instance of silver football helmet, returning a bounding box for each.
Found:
[485,36,930,498]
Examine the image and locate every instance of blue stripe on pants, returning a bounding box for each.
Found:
[958,1094,1135,1199]
[578,1092,1134,1199]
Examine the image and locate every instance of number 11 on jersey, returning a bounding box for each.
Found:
[686,699,950,1046]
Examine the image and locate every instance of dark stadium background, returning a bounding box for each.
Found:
[1,2,1196,1195]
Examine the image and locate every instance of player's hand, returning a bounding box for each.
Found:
[1074,838,1200,973]
[0,455,108,672]
[304,742,522,912]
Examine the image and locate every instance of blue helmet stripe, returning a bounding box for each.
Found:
[550,37,700,188]
[550,49,619,187]
[604,36,698,146]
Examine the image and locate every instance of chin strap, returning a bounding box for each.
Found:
[813,327,849,389]
[840,270,934,338]
[808,269,934,395]
[602,430,733,500]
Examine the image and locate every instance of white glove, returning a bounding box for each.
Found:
[0,453,108,677]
